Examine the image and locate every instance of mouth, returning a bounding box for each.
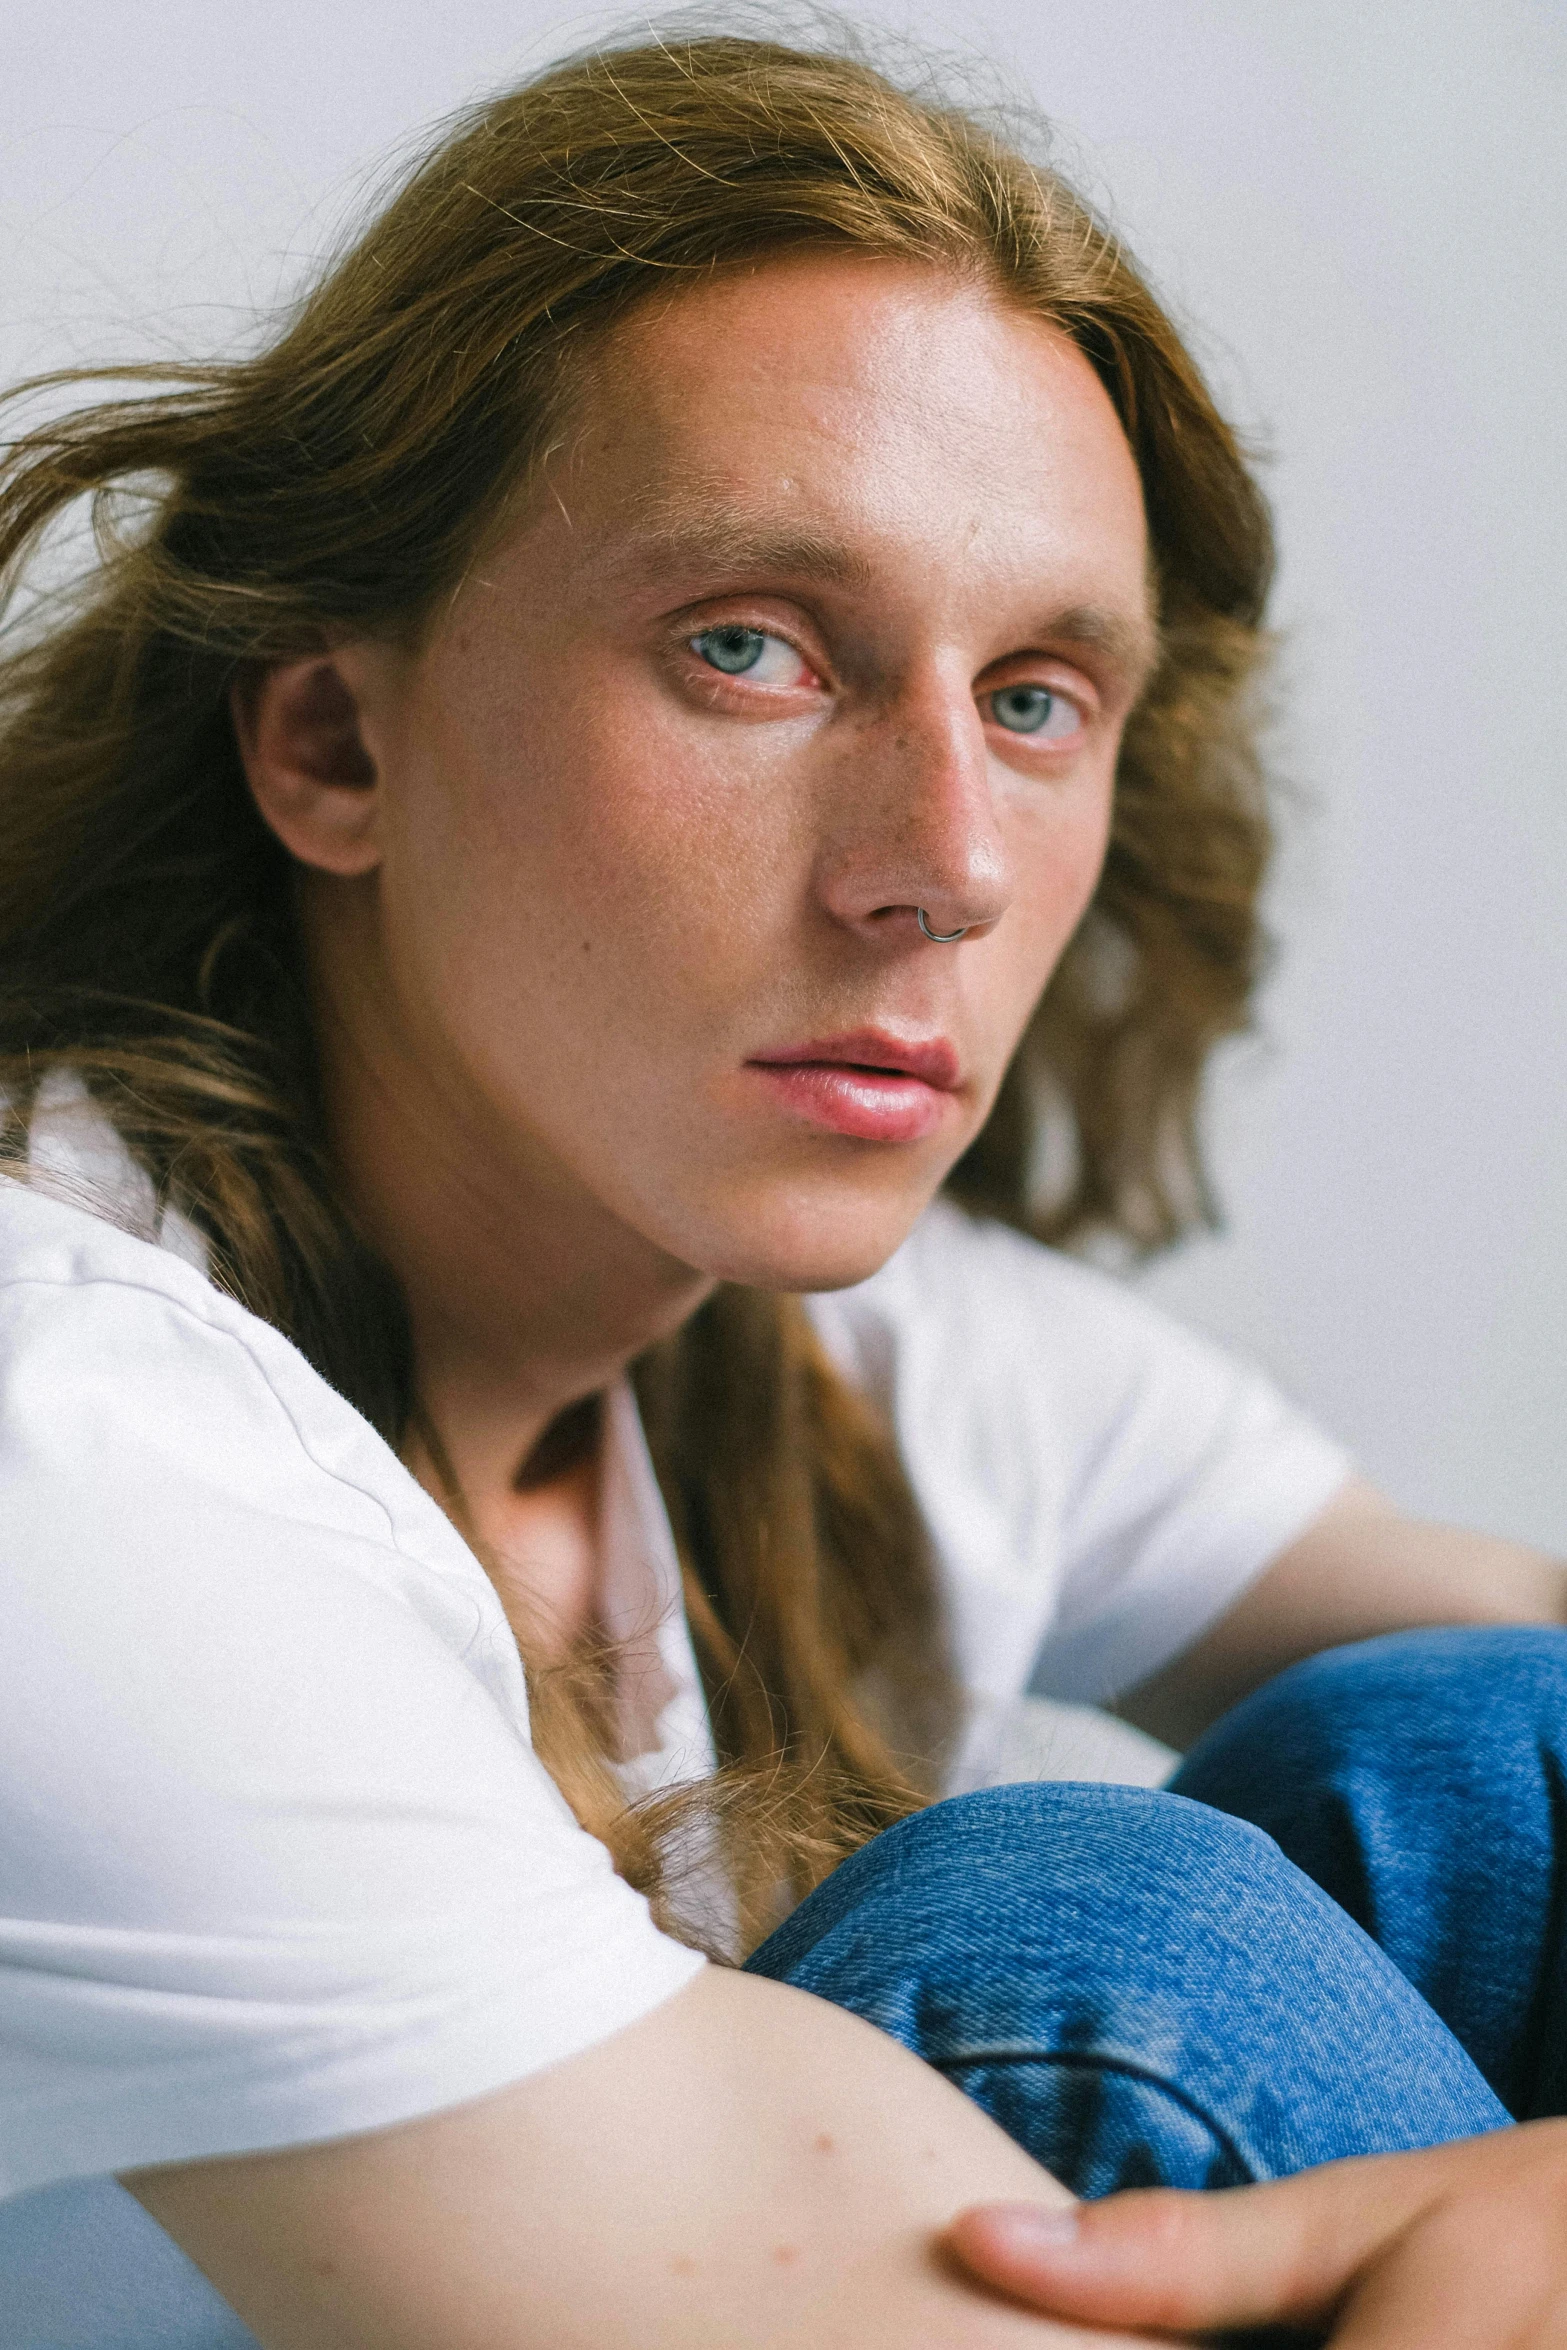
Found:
[745,1029,962,1144]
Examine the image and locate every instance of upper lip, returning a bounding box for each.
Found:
[748,1029,962,1090]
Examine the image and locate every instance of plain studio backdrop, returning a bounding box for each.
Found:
[3,1,1563,1549]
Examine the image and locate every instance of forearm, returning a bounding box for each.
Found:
[1118,1478,1567,1748]
[128,1968,1152,2350]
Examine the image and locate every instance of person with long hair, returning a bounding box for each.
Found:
[2,28,1565,2348]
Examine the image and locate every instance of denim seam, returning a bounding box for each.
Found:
[930,2046,1257,2182]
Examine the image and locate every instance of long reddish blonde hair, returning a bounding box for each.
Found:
[0,30,1273,1952]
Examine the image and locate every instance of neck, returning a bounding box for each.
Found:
[304,884,713,1508]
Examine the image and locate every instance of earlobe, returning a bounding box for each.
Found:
[232,655,384,878]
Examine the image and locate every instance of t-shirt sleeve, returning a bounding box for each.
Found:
[0,1267,703,2201]
[1016,1244,1354,1703]
[816,1204,1354,1713]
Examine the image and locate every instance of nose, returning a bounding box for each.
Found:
[815,670,1013,945]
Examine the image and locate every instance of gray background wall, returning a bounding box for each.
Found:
[5,1,1564,1544]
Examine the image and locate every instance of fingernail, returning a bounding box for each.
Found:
[989,2203,1082,2245]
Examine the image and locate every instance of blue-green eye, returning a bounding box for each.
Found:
[689,625,811,688]
[986,685,1078,739]
[692,625,767,675]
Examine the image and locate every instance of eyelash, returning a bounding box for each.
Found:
[682,623,1092,743]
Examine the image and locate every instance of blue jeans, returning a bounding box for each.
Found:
[3,1626,1556,2347]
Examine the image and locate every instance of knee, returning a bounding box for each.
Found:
[800,1777,1281,1899]
[749,1779,1318,1992]
[876,1776,1279,1894]
[1263,1623,1567,1717]
[747,1779,1508,2186]
[1174,1624,1567,1814]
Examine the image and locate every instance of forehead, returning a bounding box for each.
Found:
[549,251,1151,633]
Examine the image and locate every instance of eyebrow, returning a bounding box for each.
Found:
[595,491,877,594]
[1037,602,1161,691]
[593,490,1161,688]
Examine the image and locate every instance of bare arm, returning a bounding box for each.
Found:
[1118,1475,1566,1748]
[125,1968,1155,2350]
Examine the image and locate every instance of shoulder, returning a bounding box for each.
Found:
[0,1179,704,2197]
[0,1173,514,1706]
[0,1173,375,1500]
[0,1167,274,1409]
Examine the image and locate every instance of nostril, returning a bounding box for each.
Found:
[917,908,971,943]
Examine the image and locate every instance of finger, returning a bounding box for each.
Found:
[1330,2185,1567,2350]
[944,2147,1469,2337]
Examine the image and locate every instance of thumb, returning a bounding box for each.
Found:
[943,2152,1454,2338]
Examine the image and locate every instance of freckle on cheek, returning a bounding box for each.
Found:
[814,2133,835,2154]
[671,2254,698,2276]
[773,2243,800,2265]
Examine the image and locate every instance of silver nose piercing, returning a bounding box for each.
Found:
[917,908,969,943]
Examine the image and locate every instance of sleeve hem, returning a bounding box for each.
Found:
[1030,1440,1356,1707]
[1,1934,706,2203]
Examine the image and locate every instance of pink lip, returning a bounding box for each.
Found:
[746,1029,962,1143]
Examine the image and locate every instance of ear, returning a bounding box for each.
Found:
[231,655,383,878]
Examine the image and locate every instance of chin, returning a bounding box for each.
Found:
[677,1174,936,1296]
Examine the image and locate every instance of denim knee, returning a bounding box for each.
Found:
[751,1780,1287,2000]
[1171,1625,1567,1930]
[1172,1625,1567,2117]
[748,1782,1503,2191]
[1177,1625,1567,1806]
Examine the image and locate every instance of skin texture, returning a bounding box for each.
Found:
[179,250,1567,2342]
[235,252,1155,1621]
[130,1969,1164,2350]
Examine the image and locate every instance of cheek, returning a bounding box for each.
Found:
[515,700,800,976]
[391,664,806,1034]
[968,776,1114,1080]
[1006,773,1115,975]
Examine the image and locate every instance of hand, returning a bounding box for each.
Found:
[942,2119,1567,2347]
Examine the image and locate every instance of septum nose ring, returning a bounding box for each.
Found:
[916,908,970,943]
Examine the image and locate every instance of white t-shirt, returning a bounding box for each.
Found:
[0,1103,1350,2203]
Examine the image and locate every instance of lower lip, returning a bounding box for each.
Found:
[746,1061,955,1143]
